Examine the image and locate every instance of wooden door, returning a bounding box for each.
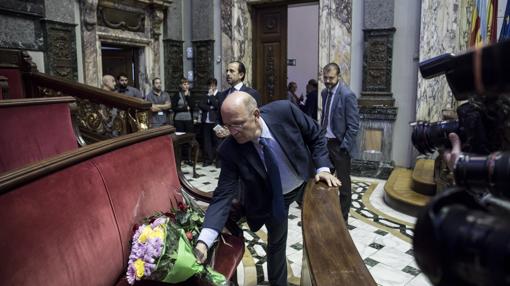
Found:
[253,5,287,104]
[101,45,140,88]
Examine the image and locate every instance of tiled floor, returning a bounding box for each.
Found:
[182,163,432,286]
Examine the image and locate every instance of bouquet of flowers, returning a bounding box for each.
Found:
[126,197,226,285]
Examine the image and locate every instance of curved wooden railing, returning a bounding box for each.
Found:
[24,72,152,143]
[301,180,376,286]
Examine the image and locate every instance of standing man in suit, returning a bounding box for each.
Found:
[321,63,360,223]
[215,61,262,138]
[304,79,319,121]
[194,92,340,286]
[198,78,220,166]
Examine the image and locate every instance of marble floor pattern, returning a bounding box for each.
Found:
[182,163,432,286]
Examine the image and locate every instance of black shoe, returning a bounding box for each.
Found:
[202,161,211,167]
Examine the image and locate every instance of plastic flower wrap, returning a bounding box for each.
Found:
[126,200,226,285]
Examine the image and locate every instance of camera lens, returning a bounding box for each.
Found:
[411,120,460,154]
[414,189,510,286]
[454,152,510,199]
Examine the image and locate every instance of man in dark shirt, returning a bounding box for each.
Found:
[116,73,143,99]
[198,78,220,166]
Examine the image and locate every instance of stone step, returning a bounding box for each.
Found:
[412,159,436,196]
[384,168,431,217]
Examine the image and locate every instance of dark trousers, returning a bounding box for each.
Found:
[327,139,352,222]
[265,183,304,286]
[201,123,218,163]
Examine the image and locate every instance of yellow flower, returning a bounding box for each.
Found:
[138,225,152,243]
[148,225,165,241]
[133,259,145,278]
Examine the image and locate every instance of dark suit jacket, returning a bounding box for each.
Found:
[198,93,220,123]
[217,84,262,124]
[321,84,360,154]
[203,100,332,232]
[171,92,192,120]
[304,89,318,120]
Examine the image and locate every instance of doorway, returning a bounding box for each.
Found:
[101,44,141,88]
[252,2,319,105]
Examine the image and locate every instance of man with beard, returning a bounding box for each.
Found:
[146,77,171,128]
[116,73,143,99]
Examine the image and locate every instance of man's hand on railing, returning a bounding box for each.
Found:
[194,241,208,264]
[315,171,342,187]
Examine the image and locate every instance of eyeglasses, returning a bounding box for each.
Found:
[224,122,247,132]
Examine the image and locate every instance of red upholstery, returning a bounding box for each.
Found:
[0,135,243,285]
[0,102,77,173]
[0,68,24,99]
[92,135,183,263]
[0,162,122,285]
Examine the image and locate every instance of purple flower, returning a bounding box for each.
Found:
[126,264,136,285]
[151,217,167,228]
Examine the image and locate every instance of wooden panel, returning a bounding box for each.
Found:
[253,5,287,104]
[364,128,383,151]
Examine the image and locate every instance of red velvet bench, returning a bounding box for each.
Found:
[0,97,78,174]
[0,127,244,285]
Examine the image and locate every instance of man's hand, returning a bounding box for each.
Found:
[315,171,342,187]
[443,132,462,171]
[151,105,159,112]
[215,126,230,138]
[194,241,208,264]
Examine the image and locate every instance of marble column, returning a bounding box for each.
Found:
[191,0,215,93]
[417,0,473,122]
[318,0,352,84]
[80,0,100,86]
[150,7,165,81]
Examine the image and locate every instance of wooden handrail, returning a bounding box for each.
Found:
[24,72,151,110]
[302,180,376,286]
[0,96,75,107]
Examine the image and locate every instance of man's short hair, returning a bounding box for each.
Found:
[308,79,318,88]
[152,77,161,85]
[117,73,128,80]
[323,63,340,75]
[230,61,246,81]
[207,78,217,86]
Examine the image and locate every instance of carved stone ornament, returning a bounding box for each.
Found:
[150,7,165,39]
[80,0,99,31]
[97,6,145,32]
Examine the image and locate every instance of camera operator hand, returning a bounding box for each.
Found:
[443,132,462,171]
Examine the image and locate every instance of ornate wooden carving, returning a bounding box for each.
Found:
[360,28,396,107]
[264,45,276,99]
[97,6,145,32]
[163,39,184,93]
[192,40,214,92]
[43,20,78,81]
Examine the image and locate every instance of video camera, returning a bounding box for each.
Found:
[411,40,510,155]
[412,40,510,286]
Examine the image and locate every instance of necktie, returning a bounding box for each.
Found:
[259,137,286,222]
[321,90,333,128]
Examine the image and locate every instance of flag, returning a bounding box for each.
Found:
[469,0,498,47]
[500,0,510,41]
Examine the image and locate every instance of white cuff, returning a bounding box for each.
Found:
[316,167,331,174]
[197,228,219,248]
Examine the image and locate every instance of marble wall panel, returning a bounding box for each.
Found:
[45,0,75,24]
[364,0,394,29]
[0,14,44,50]
[192,0,214,40]
[417,0,473,121]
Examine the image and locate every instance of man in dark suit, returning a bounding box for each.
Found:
[304,79,319,120]
[195,92,340,286]
[198,78,220,166]
[321,62,360,223]
[215,60,262,138]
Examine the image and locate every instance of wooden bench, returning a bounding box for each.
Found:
[0,126,243,285]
